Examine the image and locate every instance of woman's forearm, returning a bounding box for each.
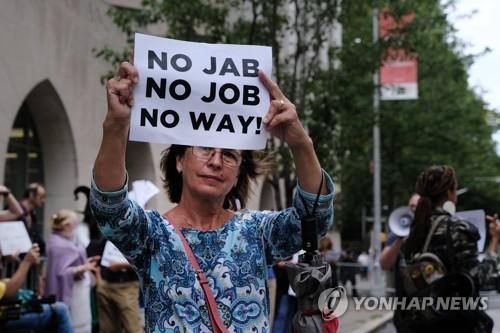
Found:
[4,261,31,298]
[6,193,23,217]
[380,238,403,270]
[488,237,498,255]
[94,118,129,191]
[290,139,327,195]
[95,61,137,192]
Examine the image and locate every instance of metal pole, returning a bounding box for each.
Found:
[361,206,366,244]
[372,2,384,297]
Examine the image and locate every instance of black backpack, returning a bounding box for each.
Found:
[399,215,477,326]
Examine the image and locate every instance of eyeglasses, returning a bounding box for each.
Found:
[191,146,243,167]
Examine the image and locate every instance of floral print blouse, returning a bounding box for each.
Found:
[90,171,334,332]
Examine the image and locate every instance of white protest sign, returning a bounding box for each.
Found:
[101,241,129,267]
[128,179,160,208]
[130,33,272,149]
[0,221,32,256]
[456,209,486,252]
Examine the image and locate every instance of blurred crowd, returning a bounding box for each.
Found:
[0,183,143,333]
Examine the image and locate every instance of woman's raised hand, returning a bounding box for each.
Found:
[23,243,40,265]
[106,61,139,125]
[258,70,309,148]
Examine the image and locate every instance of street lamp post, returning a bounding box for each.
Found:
[371,1,384,297]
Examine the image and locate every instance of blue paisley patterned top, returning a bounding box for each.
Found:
[90,171,335,333]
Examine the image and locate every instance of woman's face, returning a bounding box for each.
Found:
[62,220,76,236]
[63,222,75,236]
[177,147,242,203]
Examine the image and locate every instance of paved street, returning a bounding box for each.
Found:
[337,299,392,333]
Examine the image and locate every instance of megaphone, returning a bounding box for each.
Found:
[388,206,414,237]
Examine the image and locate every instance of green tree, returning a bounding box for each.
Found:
[336,0,500,243]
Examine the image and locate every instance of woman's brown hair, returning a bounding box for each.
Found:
[404,165,457,258]
[160,145,272,210]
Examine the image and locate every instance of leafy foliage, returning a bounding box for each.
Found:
[337,0,500,242]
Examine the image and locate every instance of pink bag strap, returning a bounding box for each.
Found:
[166,215,229,333]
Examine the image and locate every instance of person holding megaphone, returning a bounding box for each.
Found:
[380,193,419,332]
[395,165,500,332]
[380,193,420,272]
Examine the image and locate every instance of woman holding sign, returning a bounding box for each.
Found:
[90,60,334,332]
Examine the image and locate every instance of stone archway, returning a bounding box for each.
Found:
[7,79,78,237]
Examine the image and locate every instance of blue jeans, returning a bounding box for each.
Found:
[4,302,73,333]
[272,294,297,333]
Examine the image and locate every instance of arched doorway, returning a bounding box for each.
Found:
[3,79,77,237]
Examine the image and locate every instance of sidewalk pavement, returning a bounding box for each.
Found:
[336,274,393,333]
[337,299,393,333]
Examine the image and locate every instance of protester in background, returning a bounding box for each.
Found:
[73,185,107,332]
[380,193,420,272]
[380,193,420,311]
[266,265,277,332]
[90,61,334,331]
[379,193,420,331]
[357,250,370,279]
[0,244,74,333]
[339,249,358,297]
[319,236,339,287]
[400,165,500,332]
[73,186,103,256]
[20,183,47,254]
[96,240,143,333]
[272,254,299,333]
[44,209,99,333]
[0,184,23,222]
[271,256,293,333]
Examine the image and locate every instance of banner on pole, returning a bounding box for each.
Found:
[130,33,272,149]
[379,11,418,100]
